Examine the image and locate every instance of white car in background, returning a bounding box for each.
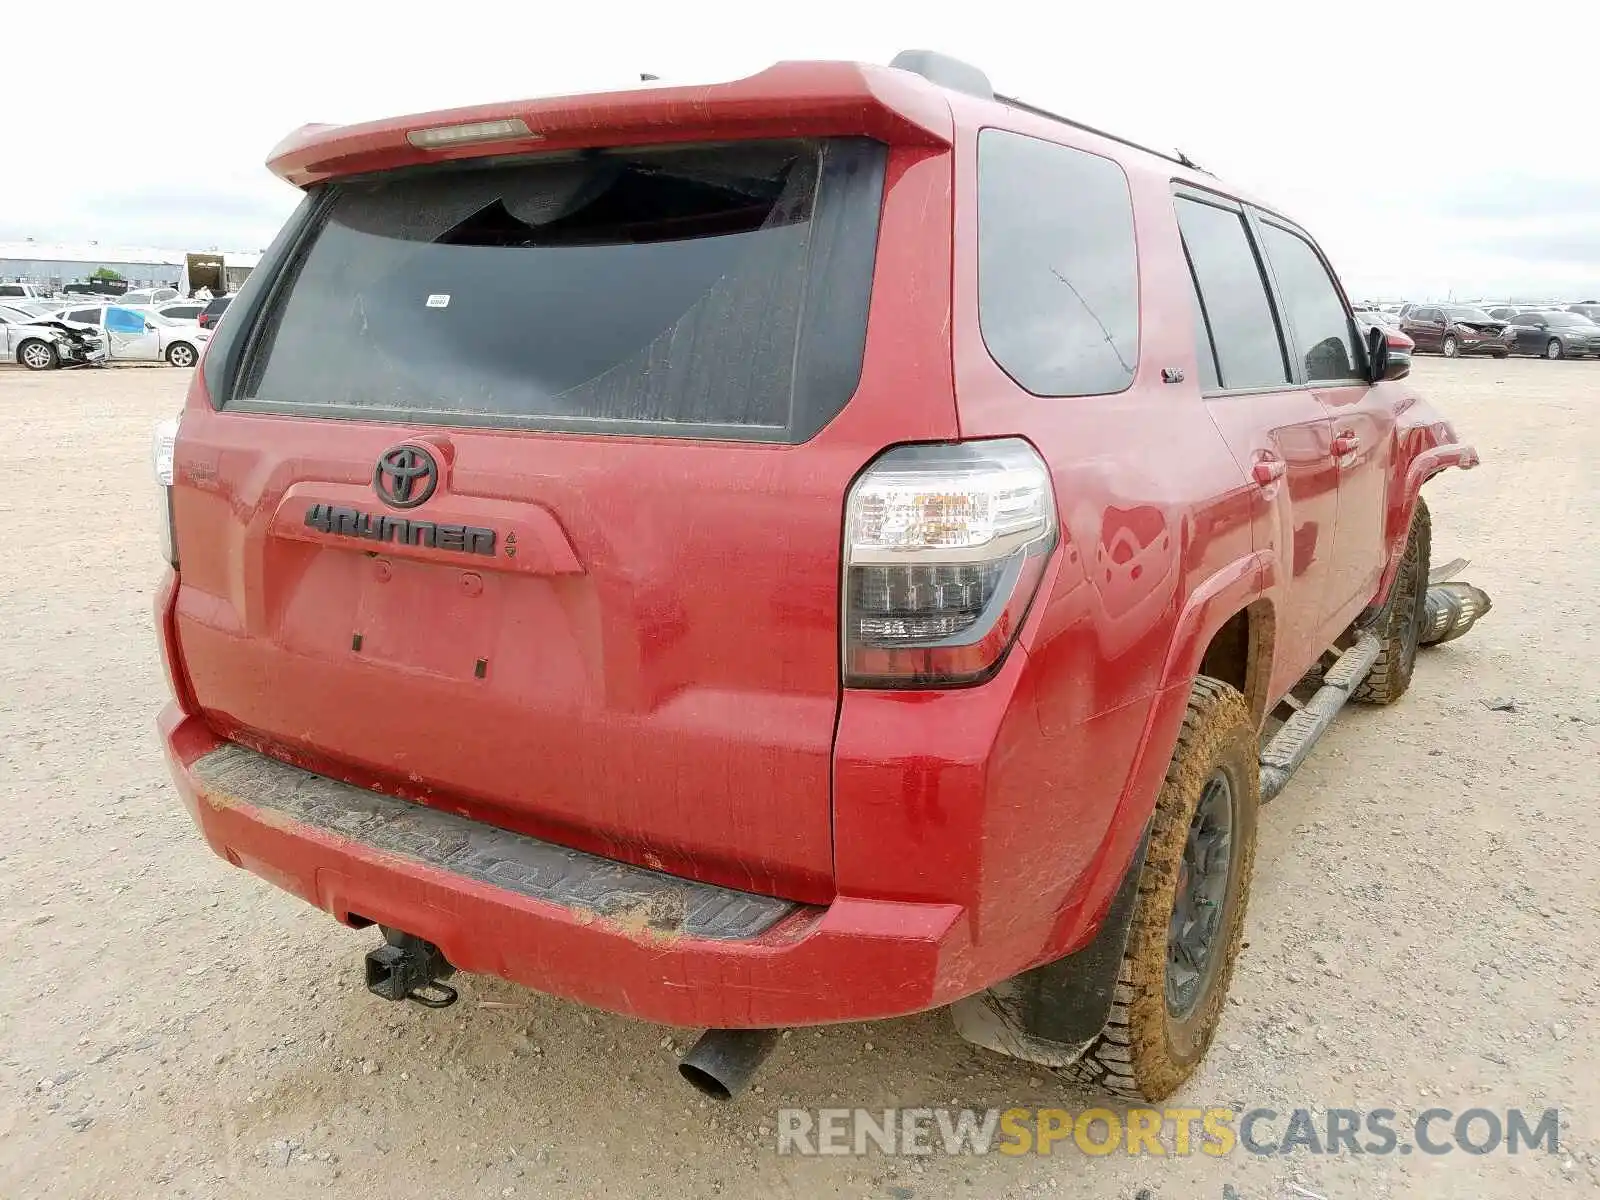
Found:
[119,287,181,307]
[155,300,206,324]
[0,304,106,369]
[47,302,209,366]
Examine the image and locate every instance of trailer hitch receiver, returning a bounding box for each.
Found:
[364,929,459,1009]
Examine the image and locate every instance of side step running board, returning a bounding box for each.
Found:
[1259,632,1381,803]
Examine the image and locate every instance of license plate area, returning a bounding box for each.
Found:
[354,554,503,680]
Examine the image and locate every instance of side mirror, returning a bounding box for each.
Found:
[1375,326,1412,382]
[145,322,156,332]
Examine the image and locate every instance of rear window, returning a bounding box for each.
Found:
[233,139,886,442]
[977,130,1139,396]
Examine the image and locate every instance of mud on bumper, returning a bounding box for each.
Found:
[162,707,978,1027]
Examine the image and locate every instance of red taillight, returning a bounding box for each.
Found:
[842,439,1057,688]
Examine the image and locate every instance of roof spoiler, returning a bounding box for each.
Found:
[266,60,953,187]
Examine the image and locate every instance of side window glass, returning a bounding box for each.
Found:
[978,130,1140,396]
[1259,223,1359,383]
[1174,197,1288,390]
[106,307,147,334]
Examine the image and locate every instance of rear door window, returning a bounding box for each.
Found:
[1175,197,1289,390]
[977,130,1139,396]
[234,139,886,442]
[1257,222,1361,382]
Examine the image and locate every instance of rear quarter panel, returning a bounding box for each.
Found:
[833,114,1261,974]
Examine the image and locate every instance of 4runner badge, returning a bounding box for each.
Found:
[303,504,497,557]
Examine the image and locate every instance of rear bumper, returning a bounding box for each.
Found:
[162,705,977,1027]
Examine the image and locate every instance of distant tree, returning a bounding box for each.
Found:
[89,267,124,281]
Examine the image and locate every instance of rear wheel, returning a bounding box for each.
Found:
[1546,338,1565,360]
[166,342,198,368]
[1059,677,1258,1101]
[1441,335,1459,358]
[18,339,58,370]
[1354,497,1430,705]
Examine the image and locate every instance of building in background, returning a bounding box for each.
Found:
[0,241,261,296]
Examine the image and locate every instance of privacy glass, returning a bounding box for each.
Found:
[978,130,1139,396]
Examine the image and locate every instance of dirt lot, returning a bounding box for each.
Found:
[0,358,1595,1199]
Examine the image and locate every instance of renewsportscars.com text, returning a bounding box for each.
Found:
[776,1106,1561,1158]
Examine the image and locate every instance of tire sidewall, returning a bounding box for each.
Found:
[1442,336,1457,358]
[19,339,57,370]
[167,343,197,367]
[1122,688,1259,1098]
[1354,499,1430,704]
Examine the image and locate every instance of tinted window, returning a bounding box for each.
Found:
[1543,312,1592,328]
[163,305,203,319]
[1259,224,1359,382]
[0,285,23,297]
[977,130,1139,396]
[203,297,232,317]
[1175,198,1287,390]
[67,308,100,324]
[238,139,886,442]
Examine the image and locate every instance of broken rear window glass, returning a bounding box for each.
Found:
[235,139,886,442]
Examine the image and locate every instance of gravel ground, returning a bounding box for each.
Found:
[1,358,1595,1199]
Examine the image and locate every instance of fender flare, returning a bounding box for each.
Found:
[1374,442,1479,604]
[1044,550,1274,956]
[952,550,1275,1061]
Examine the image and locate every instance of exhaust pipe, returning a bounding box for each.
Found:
[678,1028,780,1100]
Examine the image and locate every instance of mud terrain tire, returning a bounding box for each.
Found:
[1060,677,1258,1101]
[1354,497,1431,705]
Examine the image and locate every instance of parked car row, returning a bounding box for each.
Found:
[0,301,209,369]
[1371,302,1600,361]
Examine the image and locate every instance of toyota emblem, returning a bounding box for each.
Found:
[373,444,439,509]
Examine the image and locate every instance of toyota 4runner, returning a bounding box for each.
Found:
[152,51,1486,1101]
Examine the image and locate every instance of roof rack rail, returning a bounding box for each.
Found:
[992,92,1207,173]
[887,49,1208,174]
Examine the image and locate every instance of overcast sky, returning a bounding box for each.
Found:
[9,0,1599,300]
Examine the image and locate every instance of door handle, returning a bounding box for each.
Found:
[1331,433,1360,457]
[1252,458,1286,486]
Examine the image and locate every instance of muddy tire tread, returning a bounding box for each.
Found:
[1354,498,1431,705]
[1058,677,1258,1101]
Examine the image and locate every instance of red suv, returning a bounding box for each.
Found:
[153,52,1479,1102]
